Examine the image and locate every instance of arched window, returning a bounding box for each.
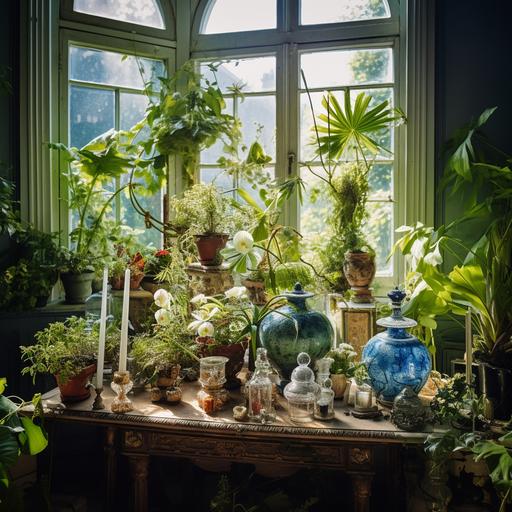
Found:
[73,0,166,29]
[193,0,403,289]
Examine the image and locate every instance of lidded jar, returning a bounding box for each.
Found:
[362,288,431,405]
[258,283,333,381]
[197,356,229,414]
[314,378,335,420]
[247,348,275,423]
[284,353,320,423]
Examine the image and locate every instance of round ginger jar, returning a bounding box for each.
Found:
[258,283,333,381]
[362,288,431,406]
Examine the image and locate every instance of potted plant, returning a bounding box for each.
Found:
[109,249,146,290]
[49,129,135,303]
[141,248,174,293]
[392,108,512,419]
[20,317,100,402]
[303,74,403,299]
[326,343,359,398]
[170,183,241,266]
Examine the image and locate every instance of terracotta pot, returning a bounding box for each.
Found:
[130,273,145,290]
[343,251,376,303]
[242,279,268,305]
[56,363,96,403]
[111,273,145,291]
[196,337,248,389]
[195,234,228,266]
[330,373,348,399]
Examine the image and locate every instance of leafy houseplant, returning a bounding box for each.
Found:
[20,317,100,402]
[326,343,359,398]
[393,108,512,418]
[0,378,48,504]
[109,249,145,290]
[49,130,135,303]
[303,73,403,298]
[170,183,242,266]
[143,61,237,183]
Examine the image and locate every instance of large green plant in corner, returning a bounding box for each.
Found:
[303,72,403,294]
[393,107,512,370]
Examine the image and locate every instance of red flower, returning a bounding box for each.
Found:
[155,249,170,258]
[131,252,145,271]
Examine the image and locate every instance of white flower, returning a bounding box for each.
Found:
[190,293,208,305]
[233,231,254,254]
[224,286,248,300]
[197,321,215,337]
[153,289,170,309]
[410,238,427,262]
[154,308,172,326]
[424,244,443,266]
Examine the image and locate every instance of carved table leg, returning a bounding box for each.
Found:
[128,454,149,512]
[104,426,117,510]
[350,473,373,512]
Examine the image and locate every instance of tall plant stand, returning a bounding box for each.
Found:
[186,263,234,297]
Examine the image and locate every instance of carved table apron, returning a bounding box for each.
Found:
[42,383,427,512]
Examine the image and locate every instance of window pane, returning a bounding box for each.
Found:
[368,163,392,199]
[301,48,393,89]
[201,0,276,34]
[70,46,165,90]
[200,168,234,192]
[69,86,114,148]
[237,96,276,159]
[301,0,390,25]
[201,57,276,93]
[365,201,393,276]
[120,93,149,130]
[200,97,233,164]
[74,0,165,29]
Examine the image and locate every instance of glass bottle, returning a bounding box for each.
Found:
[284,352,320,423]
[247,348,274,423]
[315,357,334,385]
[197,356,229,414]
[314,378,335,420]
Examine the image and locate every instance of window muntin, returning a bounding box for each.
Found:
[199,56,277,196]
[300,0,390,26]
[73,0,165,29]
[68,44,164,248]
[299,47,395,277]
[201,0,277,34]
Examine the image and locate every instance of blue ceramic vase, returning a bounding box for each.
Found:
[258,283,333,381]
[362,288,431,405]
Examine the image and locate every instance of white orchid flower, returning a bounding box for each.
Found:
[424,243,443,266]
[233,230,254,254]
[410,238,427,262]
[224,286,248,300]
[197,321,215,337]
[153,289,171,309]
[191,307,220,322]
[190,293,208,305]
[154,308,172,326]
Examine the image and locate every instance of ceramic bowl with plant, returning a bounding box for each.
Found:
[20,317,100,402]
[326,343,359,398]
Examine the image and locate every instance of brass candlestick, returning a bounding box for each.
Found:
[111,370,134,413]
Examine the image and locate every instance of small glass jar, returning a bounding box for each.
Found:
[354,383,374,411]
[315,357,334,385]
[314,378,335,420]
[284,353,320,423]
[247,348,275,423]
[197,356,229,414]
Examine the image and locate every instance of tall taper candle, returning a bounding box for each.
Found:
[465,307,472,385]
[96,266,108,388]
[119,268,130,372]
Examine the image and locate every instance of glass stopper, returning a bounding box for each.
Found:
[297,352,311,366]
[323,378,332,389]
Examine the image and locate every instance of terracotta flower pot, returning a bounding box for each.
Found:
[196,337,248,389]
[111,273,145,290]
[195,234,228,266]
[330,373,348,399]
[343,251,376,303]
[56,363,96,403]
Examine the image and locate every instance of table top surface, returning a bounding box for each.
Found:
[41,381,432,444]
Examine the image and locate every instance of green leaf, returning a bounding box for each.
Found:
[0,426,19,468]
[0,379,5,395]
[19,417,47,456]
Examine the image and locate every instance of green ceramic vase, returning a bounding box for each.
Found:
[258,283,333,381]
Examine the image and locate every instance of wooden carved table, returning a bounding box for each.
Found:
[42,382,429,512]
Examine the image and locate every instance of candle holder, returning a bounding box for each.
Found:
[351,383,382,419]
[111,370,134,413]
[197,356,230,414]
[92,387,105,410]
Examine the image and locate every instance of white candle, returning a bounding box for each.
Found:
[119,268,130,372]
[96,266,108,389]
[465,307,472,385]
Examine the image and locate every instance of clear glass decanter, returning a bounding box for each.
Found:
[314,377,335,420]
[248,348,275,423]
